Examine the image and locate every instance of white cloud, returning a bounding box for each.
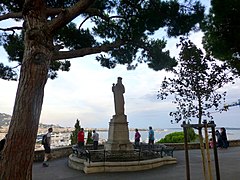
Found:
[2,44,239,129]
[1,0,239,129]
[39,58,171,127]
[0,79,17,113]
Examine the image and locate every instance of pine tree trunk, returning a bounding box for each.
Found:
[0,1,52,179]
[0,58,49,179]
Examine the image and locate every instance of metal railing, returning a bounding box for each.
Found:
[72,143,175,162]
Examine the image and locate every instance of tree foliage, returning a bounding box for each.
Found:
[0,0,206,179]
[0,0,205,80]
[158,127,197,143]
[86,130,93,144]
[158,39,235,124]
[202,0,240,75]
[158,39,235,179]
[70,119,81,145]
[159,131,185,143]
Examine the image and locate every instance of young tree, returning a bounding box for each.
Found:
[70,119,81,145]
[0,1,205,179]
[202,0,240,75]
[86,130,93,144]
[158,39,235,179]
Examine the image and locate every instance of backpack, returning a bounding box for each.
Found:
[41,134,47,145]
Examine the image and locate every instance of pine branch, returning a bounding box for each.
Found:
[0,12,22,21]
[48,0,95,33]
[0,26,22,32]
[52,40,124,61]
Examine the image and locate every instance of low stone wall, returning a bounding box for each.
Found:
[34,140,240,161]
[228,139,240,147]
[34,144,104,162]
[34,146,72,162]
[164,139,240,150]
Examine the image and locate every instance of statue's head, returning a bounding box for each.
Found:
[117,77,122,83]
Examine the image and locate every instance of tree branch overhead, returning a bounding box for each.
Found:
[48,0,95,33]
[0,12,22,21]
[53,40,124,61]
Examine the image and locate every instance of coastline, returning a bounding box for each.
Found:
[1,126,240,150]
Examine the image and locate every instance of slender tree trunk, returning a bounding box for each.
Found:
[204,124,213,180]
[198,97,208,180]
[198,128,208,180]
[0,1,52,179]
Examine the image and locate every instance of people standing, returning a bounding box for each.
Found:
[92,130,99,150]
[78,128,85,149]
[0,134,7,158]
[209,138,214,149]
[148,126,155,148]
[220,127,228,148]
[134,129,141,149]
[216,130,223,148]
[43,127,53,167]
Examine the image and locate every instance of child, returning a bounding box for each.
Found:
[209,138,214,149]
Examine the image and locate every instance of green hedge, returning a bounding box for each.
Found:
[158,128,197,143]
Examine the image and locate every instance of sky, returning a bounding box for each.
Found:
[0,0,239,129]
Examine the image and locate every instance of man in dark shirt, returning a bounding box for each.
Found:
[0,134,7,159]
[43,128,53,167]
[0,138,6,152]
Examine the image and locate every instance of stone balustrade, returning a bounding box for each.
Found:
[33,140,240,161]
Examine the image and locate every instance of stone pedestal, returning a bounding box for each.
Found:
[105,115,134,151]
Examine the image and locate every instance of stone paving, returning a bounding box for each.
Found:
[33,146,240,180]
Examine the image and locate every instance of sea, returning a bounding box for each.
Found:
[96,128,240,143]
[1,128,240,149]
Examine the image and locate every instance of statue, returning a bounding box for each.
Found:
[105,77,133,151]
[112,77,125,115]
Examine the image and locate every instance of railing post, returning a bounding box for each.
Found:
[138,149,141,161]
[104,149,106,162]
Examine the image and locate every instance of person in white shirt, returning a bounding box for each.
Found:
[92,130,99,150]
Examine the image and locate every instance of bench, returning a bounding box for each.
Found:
[160,146,175,157]
[139,143,175,158]
[72,145,89,159]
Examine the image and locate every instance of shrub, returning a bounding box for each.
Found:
[158,128,197,143]
[158,132,184,143]
[70,119,81,145]
[187,127,197,142]
[86,130,93,144]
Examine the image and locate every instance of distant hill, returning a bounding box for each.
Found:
[0,113,63,128]
[0,113,11,126]
[39,123,63,129]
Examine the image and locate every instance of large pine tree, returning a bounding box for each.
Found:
[202,0,240,74]
[0,0,204,179]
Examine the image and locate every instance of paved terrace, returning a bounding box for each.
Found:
[33,146,240,180]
